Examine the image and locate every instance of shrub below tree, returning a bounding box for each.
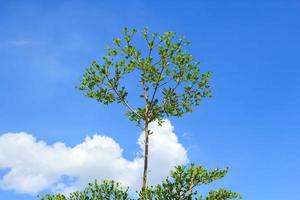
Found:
[38,164,241,200]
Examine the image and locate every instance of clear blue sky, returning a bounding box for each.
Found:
[0,0,299,199]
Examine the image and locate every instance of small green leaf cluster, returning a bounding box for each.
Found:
[198,189,242,200]
[139,165,241,200]
[78,28,212,126]
[38,180,130,200]
[38,164,241,200]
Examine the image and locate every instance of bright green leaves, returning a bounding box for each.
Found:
[162,88,183,116]
[78,59,126,105]
[39,165,241,200]
[140,29,212,122]
[198,189,242,200]
[114,38,121,46]
[200,72,213,98]
[85,180,130,200]
[78,28,212,126]
[125,107,146,126]
[38,180,131,200]
[139,164,241,200]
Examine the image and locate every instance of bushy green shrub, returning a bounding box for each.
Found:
[38,164,241,200]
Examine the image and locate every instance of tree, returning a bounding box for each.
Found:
[38,164,241,200]
[78,28,212,189]
[139,165,241,200]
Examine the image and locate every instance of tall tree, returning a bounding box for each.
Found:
[78,28,212,189]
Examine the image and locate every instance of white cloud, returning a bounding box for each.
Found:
[0,119,188,195]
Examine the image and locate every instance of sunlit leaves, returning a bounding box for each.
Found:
[198,189,242,200]
[38,180,131,200]
[39,165,241,200]
[139,165,241,200]
[78,28,212,126]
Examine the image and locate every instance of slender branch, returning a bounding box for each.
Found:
[113,86,142,118]
[171,81,198,102]
[151,59,162,67]
[173,80,181,91]
[147,64,166,115]
[148,40,184,112]
[158,78,173,88]
[121,46,138,62]
[104,76,143,119]
[115,41,140,67]
[141,77,148,120]
[145,36,154,59]
[149,39,167,67]
[148,56,175,115]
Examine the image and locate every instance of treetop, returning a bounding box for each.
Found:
[79,28,212,126]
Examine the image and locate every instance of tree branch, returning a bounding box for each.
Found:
[148,40,184,112]
[105,76,143,119]
[147,64,166,116]
[158,78,173,88]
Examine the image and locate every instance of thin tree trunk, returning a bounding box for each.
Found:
[142,122,149,190]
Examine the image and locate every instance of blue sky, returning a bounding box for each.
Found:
[0,0,300,199]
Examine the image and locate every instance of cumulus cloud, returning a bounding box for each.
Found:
[0,119,188,195]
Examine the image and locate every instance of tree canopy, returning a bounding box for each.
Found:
[78,28,212,126]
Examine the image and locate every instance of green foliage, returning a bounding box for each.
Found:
[38,180,130,200]
[78,28,212,126]
[38,165,241,200]
[138,164,241,200]
[198,189,242,200]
